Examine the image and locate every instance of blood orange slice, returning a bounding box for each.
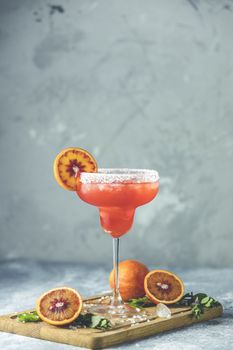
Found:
[54,147,97,190]
[36,287,82,326]
[144,269,184,305]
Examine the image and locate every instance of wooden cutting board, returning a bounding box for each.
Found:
[0,293,223,349]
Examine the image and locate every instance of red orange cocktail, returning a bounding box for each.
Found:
[77,169,159,316]
[77,169,159,238]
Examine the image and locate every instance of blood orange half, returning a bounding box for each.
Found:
[36,287,82,326]
[144,269,184,305]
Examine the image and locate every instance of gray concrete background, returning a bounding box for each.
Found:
[0,0,232,267]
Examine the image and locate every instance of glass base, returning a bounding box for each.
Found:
[84,298,145,318]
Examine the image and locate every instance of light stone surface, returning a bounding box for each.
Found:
[0,261,233,349]
[0,0,233,267]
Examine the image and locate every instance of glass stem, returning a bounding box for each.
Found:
[111,238,123,306]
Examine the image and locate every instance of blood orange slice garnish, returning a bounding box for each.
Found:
[53,147,97,191]
[36,287,83,326]
[144,269,184,305]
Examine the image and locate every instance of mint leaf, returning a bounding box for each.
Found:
[90,315,103,328]
[194,293,208,303]
[17,311,41,323]
[201,296,210,304]
[192,305,203,319]
[98,318,111,330]
[71,313,111,330]
[128,296,153,309]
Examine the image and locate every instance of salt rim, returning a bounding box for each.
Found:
[80,168,159,184]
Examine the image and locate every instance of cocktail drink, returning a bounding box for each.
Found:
[77,169,159,316]
[77,170,159,238]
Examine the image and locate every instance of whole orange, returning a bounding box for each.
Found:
[109,260,149,301]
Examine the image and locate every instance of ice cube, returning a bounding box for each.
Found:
[155,303,171,319]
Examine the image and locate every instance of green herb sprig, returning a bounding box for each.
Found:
[176,292,220,319]
[17,311,41,323]
[71,313,111,330]
[17,311,111,330]
[128,296,153,309]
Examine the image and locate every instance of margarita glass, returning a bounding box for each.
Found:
[77,169,159,316]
